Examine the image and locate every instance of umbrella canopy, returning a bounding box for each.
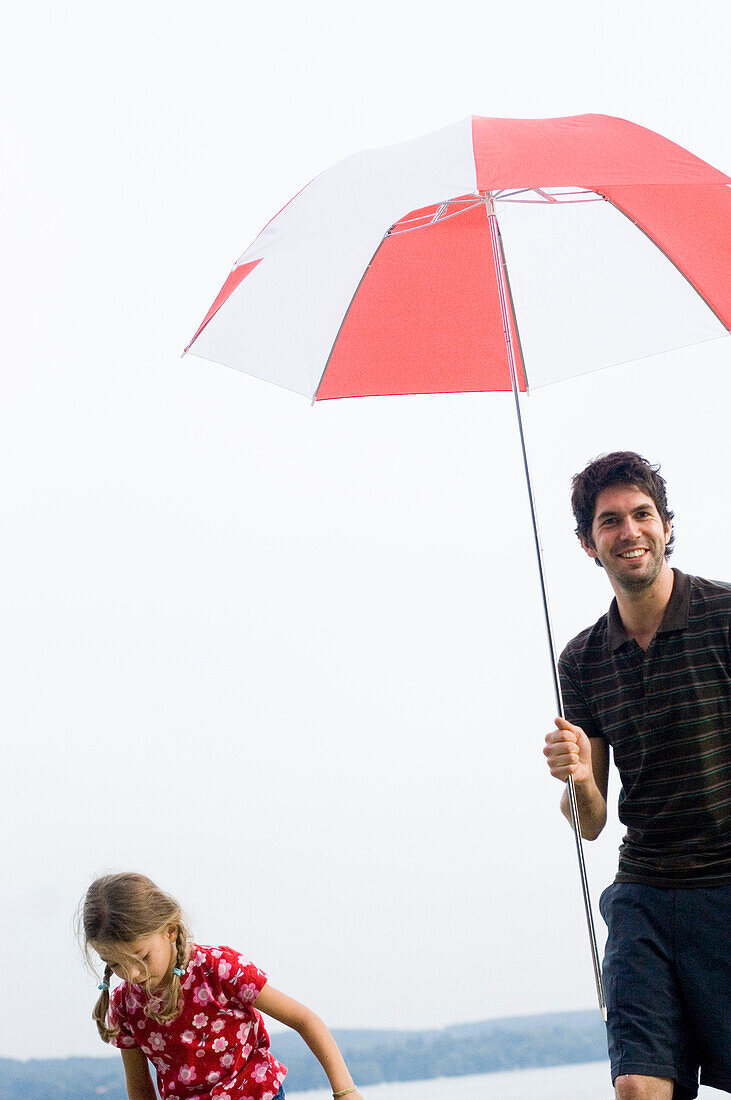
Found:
[185,114,730,400]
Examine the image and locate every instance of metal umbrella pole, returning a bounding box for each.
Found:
[486,195,608,1022]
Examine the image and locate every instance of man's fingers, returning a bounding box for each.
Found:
[545,726,579,747]
[544,745,579,764]
[544,739,579,755]
[544,717,589,784]
[555,716,582,734]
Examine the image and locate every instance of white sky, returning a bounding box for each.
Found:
[1,0,729,1062]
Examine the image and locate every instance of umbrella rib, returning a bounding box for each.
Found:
[387,199,487,236]
[606,197,730,332]
[311,233,390,404]
[497,187,604,204]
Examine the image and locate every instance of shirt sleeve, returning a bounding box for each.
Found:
[210,944,269,1008]
[559,648,604,740]
[107,987,140,1049]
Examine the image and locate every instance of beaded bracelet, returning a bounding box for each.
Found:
[333,1088,357,1097]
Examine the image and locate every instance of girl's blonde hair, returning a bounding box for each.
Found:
[81,872,191,1043]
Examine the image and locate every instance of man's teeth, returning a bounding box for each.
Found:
[620,549,646,558]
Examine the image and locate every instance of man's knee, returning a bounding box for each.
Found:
[614,1074,674,1100]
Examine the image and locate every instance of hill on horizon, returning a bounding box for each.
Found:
[0,1008,606,1099]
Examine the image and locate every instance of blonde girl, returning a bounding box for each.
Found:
[81,872,365,1100]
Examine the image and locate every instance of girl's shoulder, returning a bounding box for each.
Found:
[187,942,249,963]
[182,944,267,1003]
[185,943,257,977]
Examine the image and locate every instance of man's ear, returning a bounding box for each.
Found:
[579,535,598,561]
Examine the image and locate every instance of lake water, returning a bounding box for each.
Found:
[290,1063,725,1099]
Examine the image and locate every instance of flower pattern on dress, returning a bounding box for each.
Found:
[108,943,286,1100]
[193,984,215,1007]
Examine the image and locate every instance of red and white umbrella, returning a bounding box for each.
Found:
[184,115,731,1016]
[186,114,729,402]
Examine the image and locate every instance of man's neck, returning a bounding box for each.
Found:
[612,563,675,651]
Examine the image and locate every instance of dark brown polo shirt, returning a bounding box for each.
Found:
[559,569,731,886]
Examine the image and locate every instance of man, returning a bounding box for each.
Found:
[543,451,730,1100]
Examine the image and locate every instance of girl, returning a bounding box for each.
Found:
[81,872,365,1100]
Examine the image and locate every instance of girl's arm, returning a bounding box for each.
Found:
[254,985,364,1100]
[120,1048,157,1100]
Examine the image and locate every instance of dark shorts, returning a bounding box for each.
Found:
[599,881,731,1099]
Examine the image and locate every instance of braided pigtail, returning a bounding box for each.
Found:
[91,964,119,1043]
[148,925,188,1024]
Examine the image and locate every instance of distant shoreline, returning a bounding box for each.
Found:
[1,1009,607,1098]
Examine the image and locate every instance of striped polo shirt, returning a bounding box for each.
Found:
[559,569,731,886]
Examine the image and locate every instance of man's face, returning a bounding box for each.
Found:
[581,484,672,594]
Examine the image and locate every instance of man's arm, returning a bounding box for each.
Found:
[543,717,609,840]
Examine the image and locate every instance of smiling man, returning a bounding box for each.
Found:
[543,452,731,1100]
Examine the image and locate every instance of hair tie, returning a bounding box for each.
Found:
[98,981,110,991]
[173,966,186,977]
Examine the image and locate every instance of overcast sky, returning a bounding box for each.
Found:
[2,0,729,1063]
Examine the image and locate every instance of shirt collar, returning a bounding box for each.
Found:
[606,568,690,651]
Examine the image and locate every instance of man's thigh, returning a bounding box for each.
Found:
[600,883,700,1099]
[675,884,731,1094]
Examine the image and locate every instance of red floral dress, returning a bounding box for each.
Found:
[108,943,287,1100]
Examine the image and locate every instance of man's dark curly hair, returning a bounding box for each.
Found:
[571,451,675,565]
